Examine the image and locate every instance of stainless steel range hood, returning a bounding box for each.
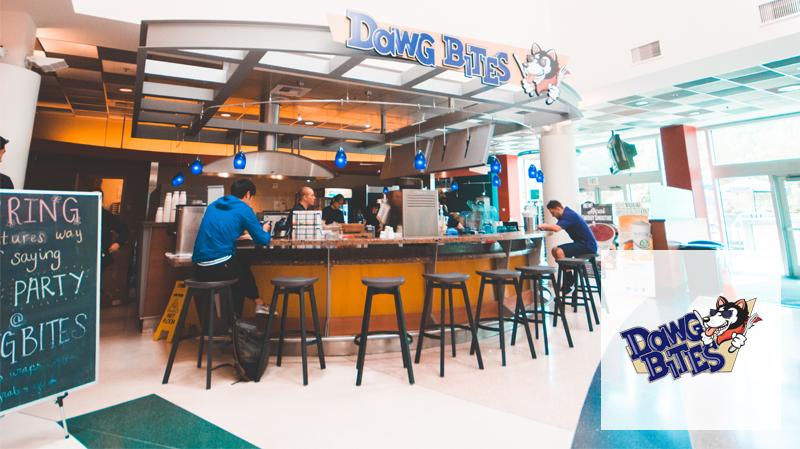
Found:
[201,151,335,180]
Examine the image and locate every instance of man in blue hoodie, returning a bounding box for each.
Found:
[193,179,272,316]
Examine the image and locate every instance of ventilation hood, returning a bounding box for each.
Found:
[201,151,335,180]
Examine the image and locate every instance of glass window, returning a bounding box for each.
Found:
[710,115,800,165]
[579,188,596,205]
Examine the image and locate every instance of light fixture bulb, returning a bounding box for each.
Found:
[365,118,371,129]
[334,147,348,168]
[492,174,501,187]
[191,157,203,175]
[451,180,459,191]
[383,187,389,194]
[528,164,537,178]
[536,171,544,183]
[297,113,302,121]
[233,150,246,169]
[489,156,502,174]
[172,172,184,186]
[414,150,427,170]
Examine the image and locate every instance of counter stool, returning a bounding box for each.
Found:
[577,253,602,300]
[256,276,325,386]
[511,266,573,355]
[163,278,237,390]
[470,269,536,366]
[556,258,600,332]
[415,272,483,377]
[355,277,415,386]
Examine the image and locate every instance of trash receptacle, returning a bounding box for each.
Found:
[679,240,724,296]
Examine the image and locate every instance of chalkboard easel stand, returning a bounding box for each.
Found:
[56,392,70,439]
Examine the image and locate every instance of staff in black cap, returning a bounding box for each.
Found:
[0,136,13,189]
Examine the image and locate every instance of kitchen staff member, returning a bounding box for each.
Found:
[322,193,346,224]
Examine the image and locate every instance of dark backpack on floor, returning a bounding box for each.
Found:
[232,318,265,382]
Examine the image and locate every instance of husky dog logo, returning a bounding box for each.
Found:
[620,296,763,381]
[513,43,569,105]
[695,296,762,353]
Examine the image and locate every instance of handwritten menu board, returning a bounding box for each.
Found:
[0,191,100,415]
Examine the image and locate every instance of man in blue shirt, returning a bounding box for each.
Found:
[538,200,598,291]
[193,179,272,317]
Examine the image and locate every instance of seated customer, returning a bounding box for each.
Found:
[192,179,273,317]
[537,200,597,291]
[322,193,346,224]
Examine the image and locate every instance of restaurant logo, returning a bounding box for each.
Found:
[512,44,568,105]
[620,296,762,382]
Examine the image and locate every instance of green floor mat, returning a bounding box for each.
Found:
[65,394,256,449]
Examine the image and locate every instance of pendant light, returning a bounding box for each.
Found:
[451,179,459,191]
[492,174,501,186]
[536,171,544,183]
[334,147,348,168]
[233,150,246,169]
[528,164,537,178]
[383,187,389,194]
[172,171,184,186]
[414,150,427,170]
[191,157,203,175]
[489,156,502,174]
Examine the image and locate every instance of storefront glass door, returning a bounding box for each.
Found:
[782,178,800,277]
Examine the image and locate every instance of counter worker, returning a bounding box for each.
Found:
[537,200,597,292]
[192,179,273,317]
[288,186,316,236]
[322,193,346,224]
[438,191,463,230]
[92,189,130,271]
[365,202,383,231]
[0,136,13,189]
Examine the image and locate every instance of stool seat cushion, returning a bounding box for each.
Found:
[362,276,405,288]
[184,278,238,289]
[270,276,320,287]
[422,272,470,283]
[476,269,521,279]
[576,253,599,259]
[556,258,589,266]
[516,266,557,275]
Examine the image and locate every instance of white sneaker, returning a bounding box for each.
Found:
[255,303,271,316]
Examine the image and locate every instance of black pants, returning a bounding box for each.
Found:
[193,254,259,317]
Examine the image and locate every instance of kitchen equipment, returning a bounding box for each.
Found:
[261,211,290,238]
[174,204,207,255]
[385,189,438,237]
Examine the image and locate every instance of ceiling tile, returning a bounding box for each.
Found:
[673,109,714,117]
[653,89,698,101]
[608,95,644,105]
[638,100,682,110]
[707,86,755,97]
[671,93,717,104]
[674,77,719,88]
[763,55,800,69]
[102,60,137,76]
[684,79,739,93]
[723,106,763,114]
[38,38,98,59]
[614,108,648,116]
[690,98,730,108]
[597,105,630,114]
[640,86,683,97]
[725,90,773,101]
[766,83,800,94]
[716,67,765,80]
[768,63,800,76]
[55,68,104,83]
[730,70,783,84]
[97,46,138,64]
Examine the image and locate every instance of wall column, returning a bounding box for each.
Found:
[495,154,520,222]
[659,124,708,219]
[539,121,579,266]
[0,11,40,188]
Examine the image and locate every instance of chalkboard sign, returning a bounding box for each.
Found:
[0,190,100,415]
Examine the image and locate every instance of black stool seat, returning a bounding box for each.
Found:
[163,278,237,390]
[257,276,325,385]
[517,266,557,275]
[555,257,589,266]
[355,276,414,386]
[415,272,483,376]
[422,272,470,283]
[475,269,521,279]
[471,269,535,366]
[271,276,320,288]
[362,276,405,288]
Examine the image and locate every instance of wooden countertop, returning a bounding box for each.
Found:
[252,231,548,248]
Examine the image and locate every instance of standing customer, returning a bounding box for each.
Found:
[322,193,346,224]
[193,179,273,317]
[92,189,131,271]
[0,136,14,189]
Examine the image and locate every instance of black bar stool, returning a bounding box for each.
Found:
[163,278,237,390]
[355,276,414,386]
[414,272,483,377]
[556,258,600,331]
[256,276,325,386]
[470,269,535,366]
[511,266,573,355]
[578,253,602,300]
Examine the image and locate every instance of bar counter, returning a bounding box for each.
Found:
[162,231,547,336]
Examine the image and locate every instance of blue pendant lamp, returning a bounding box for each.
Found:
[451,179,459,191]
[383,187,389,194]
[492,174,501,186]
[334,147,348,168]
[414,149,427,170]
[172,171,184,186]
[536,171,544,183]
[489,156,502,174]
[191,157,203,175]
[233,150,246,169]
[528,164,537,178]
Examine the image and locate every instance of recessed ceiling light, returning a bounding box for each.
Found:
[689,111,701,115]
[221,113,231,117]
[305,121,314,125]
[119,88,132,92]
[778,85,800,92]
[635,101,648,106]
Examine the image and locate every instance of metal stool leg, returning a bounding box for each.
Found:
[460,282,483,369]
[552,273,573,347]
[448,286,457,358]
[355,288,374,386]
[393,287,415,385]
[308,285,326,370]
[163,287,194,384]
[255,286,281,382]
[197,292,208,368]
[277,288,290,366]
[470,278,486,356]
[537,276,549,355]
[298,286,309,386]
[514,279,536,359]
[415,281,434,364]
[205,288,216,390]
[496,280,507,367]
[439,284,446,377]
